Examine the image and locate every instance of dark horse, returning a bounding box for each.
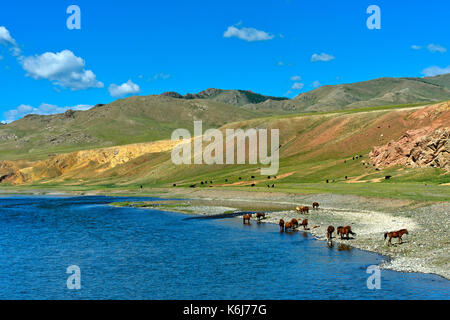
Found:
[290,218,299,229]
[337,226,356,239]
[384,229,408,244]
[327,226,335,240]
[279,219,285,231]
[256,212,266,222]
[300,219,308,230]
[312,202,319,209]
[243,214,252,224]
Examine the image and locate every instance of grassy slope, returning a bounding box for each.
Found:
[244,75,450,113]
[6,102,449,202]
[0,95,263,160]
[2,75,449,161]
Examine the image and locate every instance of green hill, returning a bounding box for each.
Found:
[242,74,450,113]
[1,74,449,162]
[0,95,263,160]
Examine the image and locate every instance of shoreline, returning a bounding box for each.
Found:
[108,189,449,280]
[1,188,449,280]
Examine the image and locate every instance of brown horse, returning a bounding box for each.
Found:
[337,226,356,239]
[300,219,308,230]
[384,229,408,244]
[243,214,252,224]
[284,222,293,231]
[312,202,319,209]
[290,218,299,229]
[256,212,266,222]
[279,219,285,231]
[296,206,309,214]
[327,226,335,240]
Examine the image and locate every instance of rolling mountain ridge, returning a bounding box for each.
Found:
[1,74,449,161]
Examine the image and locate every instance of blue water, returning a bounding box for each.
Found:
[0,196,448,300]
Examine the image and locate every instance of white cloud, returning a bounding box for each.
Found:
[291,82,304,90]
[3,103,92,123]
[108,80,141,97]
[312,80,321,88]
[0,26,17,46]
[290,75,301,81]
[411,43,447,53]
[421,65,450,77]
[223,25,274,42]
[311,53,335,62]
[0,26,21,57]
[21,50,103,90]
[152,72,171,80]
[427,43,447,53]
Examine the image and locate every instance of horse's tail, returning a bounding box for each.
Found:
[384,232,388,240]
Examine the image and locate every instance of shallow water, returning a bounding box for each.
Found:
[0,196,448,299]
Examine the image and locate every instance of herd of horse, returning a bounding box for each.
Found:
[242,201,409,245]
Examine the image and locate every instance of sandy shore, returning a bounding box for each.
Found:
[110,188,449,280]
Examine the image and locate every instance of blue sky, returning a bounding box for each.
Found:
[0,0,448,122]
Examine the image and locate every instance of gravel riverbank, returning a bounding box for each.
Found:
[117,190,449,280]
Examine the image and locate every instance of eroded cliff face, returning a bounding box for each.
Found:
[370,127,449,170]
[0,161,29,184]
[0,140,178,184]
[369,101,450,171]
[406,128,449,170]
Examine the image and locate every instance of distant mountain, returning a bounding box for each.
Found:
[161,88,289,106]
[242,74,450,113]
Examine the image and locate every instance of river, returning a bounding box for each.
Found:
[0,196,448,299]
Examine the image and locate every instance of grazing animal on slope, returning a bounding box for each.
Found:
[384,229,408,245]
[312,202,319,209]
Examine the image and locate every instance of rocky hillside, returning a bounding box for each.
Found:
[370,127,449,171]
[161,88,288,106]
[370,101,450,170]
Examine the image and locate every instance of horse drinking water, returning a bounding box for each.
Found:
[243,214,252,224]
